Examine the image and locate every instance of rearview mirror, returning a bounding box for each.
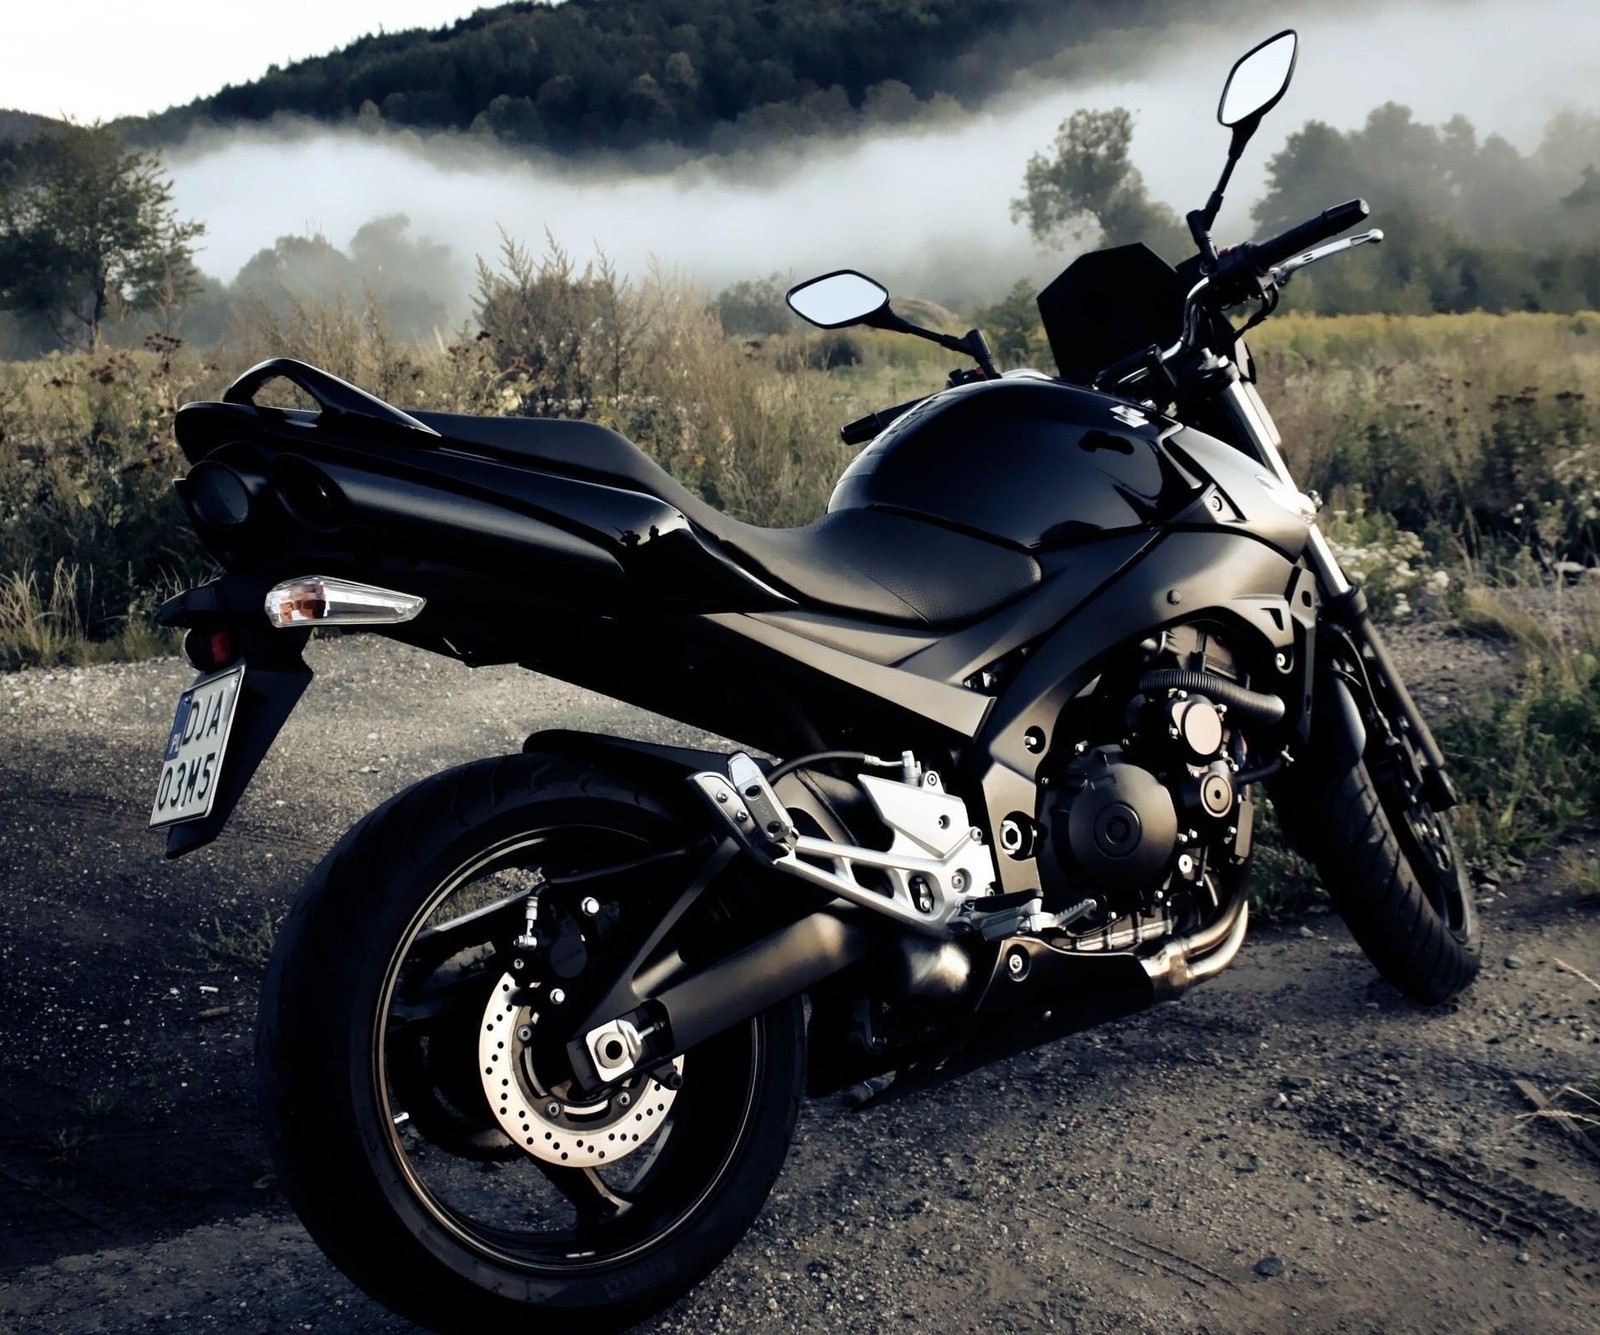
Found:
[786,270,890,330]
[1218,29,1298,128]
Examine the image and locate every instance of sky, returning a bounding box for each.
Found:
[0,1,479,121]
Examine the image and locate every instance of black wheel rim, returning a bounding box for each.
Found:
[372,827,765,1275]
[1373,757,1472,941]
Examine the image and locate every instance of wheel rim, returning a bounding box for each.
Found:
[1372,758,1473,941]
[372,827,765,1275]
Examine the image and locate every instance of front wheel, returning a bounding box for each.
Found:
[258,753,806,1333]
[1283,756,1480,1004]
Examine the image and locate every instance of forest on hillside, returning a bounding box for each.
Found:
[1254,104,1600,315]
[126,0,1218,153]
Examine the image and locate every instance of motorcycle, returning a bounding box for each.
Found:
[148,29,1477,1333]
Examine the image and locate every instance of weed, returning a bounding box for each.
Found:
[1319,486,1448,620]
[1435,578,1600,862]
[0,560,182,670]
[77,1090,122,1119]
[43,1126,95,1168]
[1452,585,1555,650]
[1557,848,1600,904]
[190,908,278,970]
[1519,960,1600,1158]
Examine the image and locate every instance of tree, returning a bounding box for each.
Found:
[0,123,203,350]
[1011,107,1187,259]
[975,278,1045,366]
[713,274,799,337]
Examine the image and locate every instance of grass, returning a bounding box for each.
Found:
[190,908,279,970]
[1431,577,1600,863]
[1520,958,1600,1159]
[0,560,181,670]
[1251,310,1600,570]
[4,297,1597,669]
[1560,847,1600,904]
[1245,798,1326,920]
[77,1089,122,1120]
[43,1125,95,1170]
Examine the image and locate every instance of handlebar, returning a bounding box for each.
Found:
[840,395,926,446]
[1163,197,1374,353]
[1125,199,1381,394]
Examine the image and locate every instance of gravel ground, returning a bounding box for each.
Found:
[1,629,1597,1334]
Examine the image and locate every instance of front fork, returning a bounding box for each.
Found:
[1217,379,1457,810]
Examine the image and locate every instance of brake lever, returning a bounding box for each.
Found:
[1271,228,1385,285]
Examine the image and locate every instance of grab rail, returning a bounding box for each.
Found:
[222,358,441,441]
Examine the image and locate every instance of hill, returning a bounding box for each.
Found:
[0,109,65,144]
[130,0,1205,155]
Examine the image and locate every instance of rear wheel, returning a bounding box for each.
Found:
[259,753,806,1332]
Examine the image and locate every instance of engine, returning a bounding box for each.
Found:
[1037,625,1258,942]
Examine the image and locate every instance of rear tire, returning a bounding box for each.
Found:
[1287,757,1479,1004]
[259,753,806,1333]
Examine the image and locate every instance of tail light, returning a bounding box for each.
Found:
[183,627,237,672]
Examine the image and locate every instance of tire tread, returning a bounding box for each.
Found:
[1289,760,1479,1005]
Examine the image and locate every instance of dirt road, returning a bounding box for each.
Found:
[2,635,1597,1334]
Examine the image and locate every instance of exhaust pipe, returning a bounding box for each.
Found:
[1141,894,1251,1001]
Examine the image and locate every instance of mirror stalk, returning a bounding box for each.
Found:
[1192,117,1259,270]
[867,309,999,379]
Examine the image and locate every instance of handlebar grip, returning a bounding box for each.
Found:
[1247,198,1370,273]
[840,395,926,446]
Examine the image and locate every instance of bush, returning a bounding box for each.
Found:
[1439,645,1600,860]
[0,339,212,656]
[1253,312,1600,567]
[1319,486,1448,620]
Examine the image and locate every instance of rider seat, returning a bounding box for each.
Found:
[412,411,1041,628]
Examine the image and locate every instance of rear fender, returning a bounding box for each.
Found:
[156,575,313,859]
[162,660,312,859]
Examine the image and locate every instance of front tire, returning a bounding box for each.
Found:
[258,753,806,1333]
[1286,757,1480,1004]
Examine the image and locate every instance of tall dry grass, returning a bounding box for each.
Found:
[1253,311,1600,568]
[6,299,1600,676]
[0,250,884,666]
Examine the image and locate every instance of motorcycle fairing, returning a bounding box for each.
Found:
[1036,243,1190,385]
[967,529,1314,896]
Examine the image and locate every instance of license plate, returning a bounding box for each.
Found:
[149,664,246,828]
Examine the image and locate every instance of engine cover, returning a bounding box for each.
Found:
[1051,746,1179,894]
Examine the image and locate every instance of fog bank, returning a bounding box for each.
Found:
[165,0,1599,312]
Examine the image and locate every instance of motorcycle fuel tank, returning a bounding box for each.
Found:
[827,377,1202,551]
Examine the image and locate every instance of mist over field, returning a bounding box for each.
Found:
[158,0,1600,316]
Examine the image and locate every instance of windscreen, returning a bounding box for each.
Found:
[1036,244,1191,386]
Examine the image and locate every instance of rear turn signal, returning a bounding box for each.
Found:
[264,576,425,628]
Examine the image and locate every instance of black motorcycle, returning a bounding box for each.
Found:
[148,29,1476,1333]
